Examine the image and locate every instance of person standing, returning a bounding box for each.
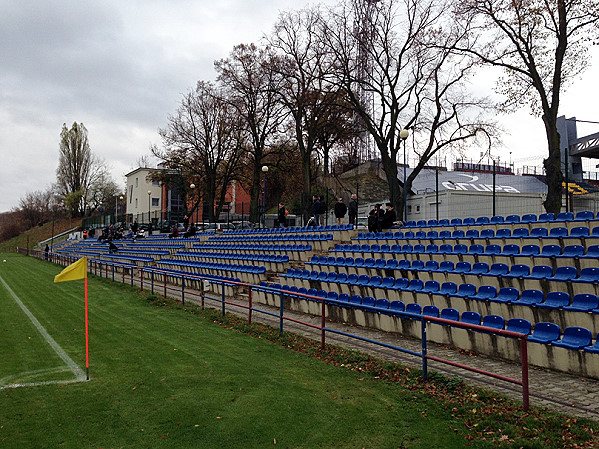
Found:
[334,198,347,226]
[183,215,189,230]
[278,202,287,228]
[368,204,384,233]
[348,193,358,225]
[312,195,321,226]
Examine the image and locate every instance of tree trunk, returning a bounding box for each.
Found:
[249,162,262,223]
[380,151,403,220]
[542,117,564,215]
[302,152,312,222]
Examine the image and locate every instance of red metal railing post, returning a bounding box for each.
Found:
[248,286,253,325]
[521,337,530,411]
[321,297,326,350]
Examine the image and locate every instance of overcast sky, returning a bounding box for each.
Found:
[1,0,598,213]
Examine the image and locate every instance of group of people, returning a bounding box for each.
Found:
[368,203,397,233]
[310,193,359,226]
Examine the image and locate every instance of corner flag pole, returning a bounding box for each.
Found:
[85,277,89,381]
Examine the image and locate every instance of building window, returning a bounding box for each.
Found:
[135,177,138,187]
[416,205,421,213]
[135,198,138,208]
[152,180,160,186]
[152,198,159,207]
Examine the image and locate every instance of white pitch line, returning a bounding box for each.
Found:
[0,274,87,389]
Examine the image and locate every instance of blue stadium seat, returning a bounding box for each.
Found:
[574,210,595,221]
[512,227,530,238]
[439,230,452,239]
[504,264,530,279]
[440,307,460,322]
[471,262,490,275]
[338,293,350,303]
[505,214,520,224]
[529,265,553,280]
[529,227,549,239]
[475,216,490,225]
[450,218,463,226]
[490,287,520,303]
[438,282,458,296]
[528,322,561,344]
[495,228,512,239]
[537,291,570,309]
[480,229,495,239]
[405,279,424,292]
[560,245,585,259]
[465,229,479,239]
[471,285,497,301]
[349,294,363,305]
[423,305,440,317]
[521,214,537,224]
[374,298,389,309]
[389,300,405,312]
[327,291,339,301]
[394,278,410,290]
[405,303,422,315]
[557,212,574,222]
[454,283,476,298]
[423,280,440,293]
[574,267,599,284]
[569,226,590,238]
[436,261,455,272]
[381,277,397,290]
[452,230,465,239]
[423,260,440,272]
[549,226,568,238]
[454,261,472,274]
[583,334,599,354]
[514,289,544,306]
[482,315,505,331]
[362,296,376,308]
[538,213,555,222]
[488,263,509,277]
[461,311,482,325]
[506,318,531,335]
[547,266,578,282]
[552,327,593,350]
[563,294,599,312]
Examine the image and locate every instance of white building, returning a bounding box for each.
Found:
[124,167,162,222]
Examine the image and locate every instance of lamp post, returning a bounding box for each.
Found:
[262,165,269,228]
[147,190,152,234]
[400,128,409,221]
[189,183,196,225]
[115,194,123,223]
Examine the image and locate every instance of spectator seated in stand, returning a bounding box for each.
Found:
[380,203,397,230]
[183,225,197,238]
[169,225,179,238]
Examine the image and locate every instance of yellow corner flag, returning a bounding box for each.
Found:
[54,257,88,283]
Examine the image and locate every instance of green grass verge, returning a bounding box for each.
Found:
[0,253,597,448]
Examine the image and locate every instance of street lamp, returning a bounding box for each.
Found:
[147,190,152,234]
[190,183,196,225]
[400,128,409,221]
[115,195,123,222]
[262,165,269,228]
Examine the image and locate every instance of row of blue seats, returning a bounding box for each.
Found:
[145,266,240,284]
[158,259,266,274]
[103,254,154,263]
[191,243,312,252]
[207,234,333,243]
[260,283,599,352]
[115,249,171,256]
[175,251,290,263]
[403,211,596,229]
[354,225,599,242]
[222,224,353,235]
[282,269,599,312]
[331,242,599,259]
[302,260,599,282]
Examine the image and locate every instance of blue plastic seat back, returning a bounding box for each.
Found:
[425,244,439,253]
[439,230,451,239]
[362,296,376,307]
[530,265,553,279]
[541,245,561,257]
[337,273,348,283]
[474,285,497,300]
[482,315,505,330]
[538,213,555,222]
[386,259,399,270]
[389,300,405,312]
[502,244,520,256]
[529,227,549,239]
[455,283,476,298]
[562,245,585,258]
[453,244,468,254]
[375,298,390,309]
[426,231,439,239]
[440,282,458,296]
[439,244,453,254]
[507,264,530,277]
[554,327,593,349]
[438,261,455,272]
[452,230,465,239]
[512,227,529,238]
[415,231,426,239]
[480,229,495,239]
[338,293,350,303]
[529,322,561,343]
[327,291,339,300]
[422,305,440,317]
[468,244,484,255]
[518,289,544,305]
[394,278,409,290]
[406,279,424,291]
[381,277,395,289]
[368,275,383,287]
[521,244,540,256]
[557,212,574,222]
[461,311,482,325]
[405,303,422,315]
[450,218,463,226]
[349,294,363,305]
[356,274,370,285]
[495,228,511,239]
[455,261,472,273]
[566,294,599,312]
[409,260,425,271]
[541,291,570,308]
[489,263,509,276]
[570,226,590,238]
[424,260,439,271]
[550,266,577,281]
[347,273,359,284]
[577,267,599,282]
[423,280,440,293]
[585,245,599,258]
[491,215,504,224]
[506,318,531,335]
[440,307,460,321]
[327,272,338,282]
[521,214,537,223]
[476,216,490,225]
[549,226,568,238]
[496,287,520,303]
[505,214,520,224]
[465,229,479,239]
[575,210,594,221]
[471,262,490,275]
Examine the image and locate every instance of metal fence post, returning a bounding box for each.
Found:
[151,271,154,294]
[279,291,284,334]
[221,282,226,316]
[421,320,428,381]
[321,297,326,350]
[181,277,185,305]
[248,286,253,325]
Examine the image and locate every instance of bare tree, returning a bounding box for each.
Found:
[322,0,496,218]
[153,81,246,223]
[454,0,599,214]
[56,122,115,216]
[215,43,287,223]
